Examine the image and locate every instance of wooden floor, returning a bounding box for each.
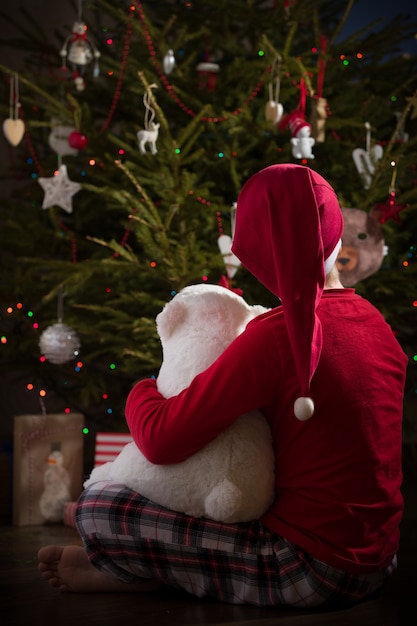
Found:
[1,469,416,626]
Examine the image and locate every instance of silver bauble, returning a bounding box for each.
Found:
[163,49,176,74]
[39,322,81,364]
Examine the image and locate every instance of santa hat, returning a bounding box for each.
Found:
[279,110,311,137]
[231,164,343,421]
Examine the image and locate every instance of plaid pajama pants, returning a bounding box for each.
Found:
[75,481,395,608]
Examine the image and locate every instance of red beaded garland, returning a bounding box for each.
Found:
[134,0,268,123]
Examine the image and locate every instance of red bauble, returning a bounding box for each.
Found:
[68,131,89,150]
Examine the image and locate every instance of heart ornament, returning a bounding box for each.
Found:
[265,100,284,124]
[218,234,241,279]
[3,118,25,147]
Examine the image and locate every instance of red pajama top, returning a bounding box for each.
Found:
[125,288,408,574]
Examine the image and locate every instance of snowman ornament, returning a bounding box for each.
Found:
[60,21,100,91]
[39,449,71,523]
[289,113,315,160]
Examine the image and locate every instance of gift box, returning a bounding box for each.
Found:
[13,413,84,526]
[94,431,133,466]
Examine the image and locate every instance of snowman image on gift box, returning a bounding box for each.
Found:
[39,446,71,523]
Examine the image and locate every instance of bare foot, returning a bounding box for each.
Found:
[38,545,161,593]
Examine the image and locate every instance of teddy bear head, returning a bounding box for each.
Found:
[156,283,267,398]
[336,208,386,286]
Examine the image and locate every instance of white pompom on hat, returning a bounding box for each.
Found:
[231,163,344,420]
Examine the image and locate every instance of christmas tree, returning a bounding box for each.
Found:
[0,0,416,465]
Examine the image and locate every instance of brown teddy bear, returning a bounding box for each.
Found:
[336,208,387,286]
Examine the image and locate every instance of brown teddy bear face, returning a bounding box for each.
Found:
[336,208,385,287]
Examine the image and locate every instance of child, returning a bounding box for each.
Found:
[39,164,407,608]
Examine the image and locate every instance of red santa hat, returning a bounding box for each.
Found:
[279,110,311,137]
[231,163,343,420]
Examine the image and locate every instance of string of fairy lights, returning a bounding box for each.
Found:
[1,0,416,418]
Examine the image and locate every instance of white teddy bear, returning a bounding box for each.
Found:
[84,283,275,523]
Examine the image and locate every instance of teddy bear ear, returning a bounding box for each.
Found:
[156,299,187,339]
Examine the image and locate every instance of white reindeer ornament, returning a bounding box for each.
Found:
[137,83,160,155]
[137,122,160,155]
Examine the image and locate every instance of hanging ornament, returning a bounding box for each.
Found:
[265,56,283,125]
[374,190,409,224]
[393,111,409,143]
[310,35,329,143]
[38,163,81,213]
[68,130,89,150]
[59,1,100,91]
[279,78,314,159]
[39,291,81,365]
[218,203,241,279]
[66,102,89,150]
[352,122,383,189]
[39,322,81,364]
[48,118,78,156]
[310,97,327,143]
[196,62,220,91]
[280,111,315,160]
[218,235,241,278]
[136,83,160,155]
[163,49,176,75]
[3,73,25,147]
[373,163,409,224]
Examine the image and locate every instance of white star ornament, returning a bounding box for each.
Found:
[38,164,81,213]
